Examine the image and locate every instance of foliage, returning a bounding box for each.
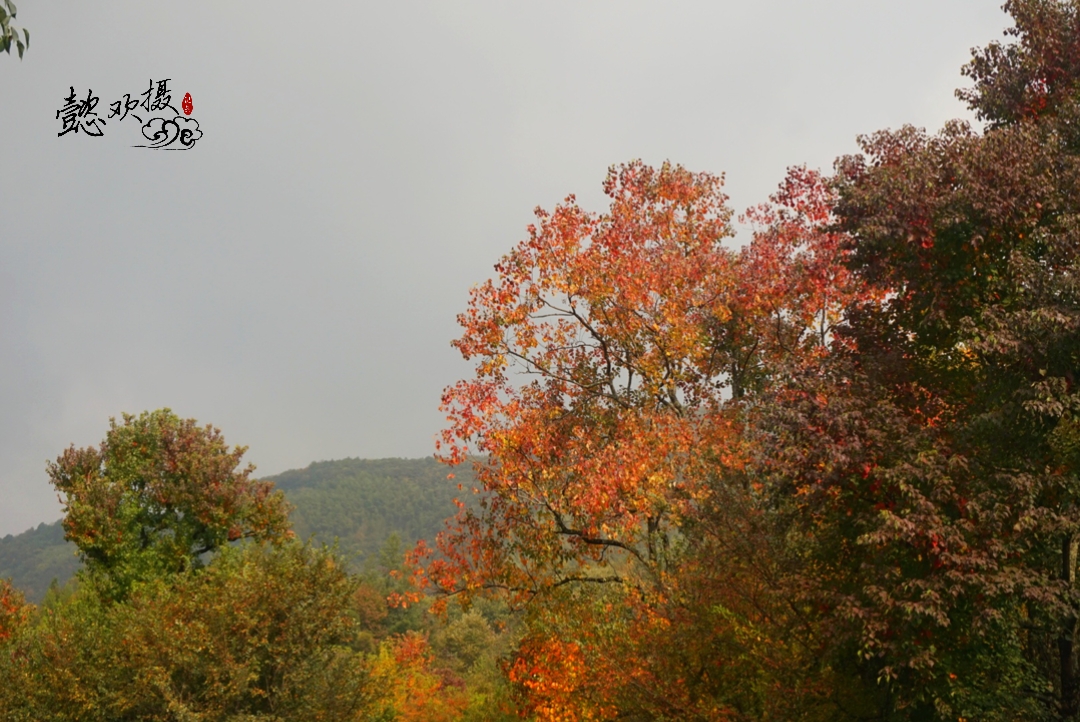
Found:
[764,0,1080,715]
[1,457,469,602]
[1,409,506,721]
[0,0,27,59]
[276,457,473,568]
[412,5,1080,720]
[420,159,867,719]
[366,537,522,720]
[373,632,470,722]
[757,362,1052,719]
[0,522,80,603]
[427,160,850,602]
[0,579,31,644]
[959,0,1080,127]
[431,600,520,722]
[429,158,742,605]
[0,541,395,721]
[47,409,292,599]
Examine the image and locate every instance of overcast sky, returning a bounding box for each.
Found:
[0,1,1011,536]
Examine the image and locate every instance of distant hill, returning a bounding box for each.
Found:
[275,456,473,565]
[0,520,81,604]
[0,457,472,602]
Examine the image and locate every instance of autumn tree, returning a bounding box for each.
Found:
[47,409,292,599]
[737,1,1080,717]
[415,4,1080,720]
[430,161,737,604]
[431,161,851,597]
[422,160,865,719]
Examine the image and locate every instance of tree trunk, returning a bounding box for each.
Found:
[1061,533,1078,719]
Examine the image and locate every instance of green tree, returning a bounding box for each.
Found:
[47,409,292,600]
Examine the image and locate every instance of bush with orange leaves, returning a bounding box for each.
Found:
[374,631,470,722]
[0,580,31,644]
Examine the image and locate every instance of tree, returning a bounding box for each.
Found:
[756,358,1050,719]
[421,161,865,719]
[3,412,450,721]
[760,1,1080,716]
[429,161,740,608]
[429,161,851,599]
[0,542,396,721]
[0,0,28,59]
[417,4,1080,720]
[0,580,30,644]
[47,409,292,599]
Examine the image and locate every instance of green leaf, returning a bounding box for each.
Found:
[22,26,28,47]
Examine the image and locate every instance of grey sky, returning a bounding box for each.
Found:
[1,1,1009,536]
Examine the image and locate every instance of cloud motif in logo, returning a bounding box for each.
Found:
[135,116,203,150]
[174,117,203,148]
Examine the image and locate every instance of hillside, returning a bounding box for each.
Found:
[0,521,81,604]
[274,456,473,565]
[0,457,472,602]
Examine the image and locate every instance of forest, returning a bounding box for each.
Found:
[6,1,1080,719]
[0,457,470,603]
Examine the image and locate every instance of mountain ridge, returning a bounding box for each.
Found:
[0,456,470,602]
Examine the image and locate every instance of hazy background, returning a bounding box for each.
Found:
[0,1,1009,536]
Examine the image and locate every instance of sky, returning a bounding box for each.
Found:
[0,1,1011,536]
